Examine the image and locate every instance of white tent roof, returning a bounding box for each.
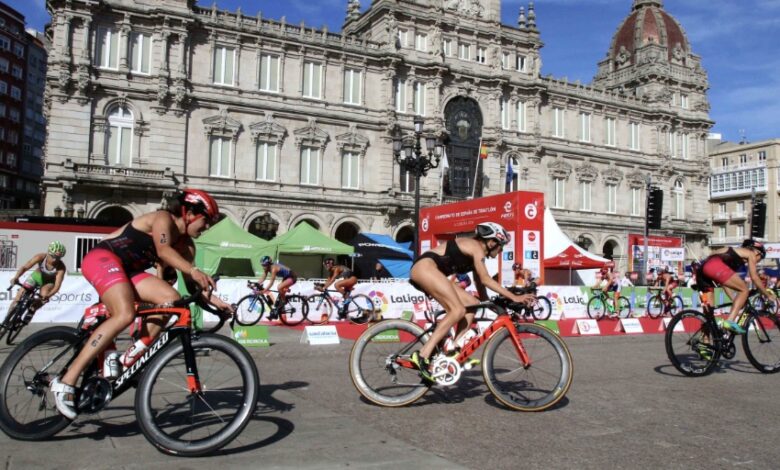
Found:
[544,208,611,265]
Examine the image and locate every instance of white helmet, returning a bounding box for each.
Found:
[475,222,511,246]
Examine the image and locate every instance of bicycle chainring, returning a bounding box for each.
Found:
[431,355,461,386]
[77,376,113,414]
[722,342,737,359]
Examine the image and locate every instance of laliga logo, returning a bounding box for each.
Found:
[524,203,538,220]
[504,201,513,213]
[368,290,389,314]
[421,216,429,232]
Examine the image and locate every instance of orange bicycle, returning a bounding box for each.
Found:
[349,296,573,411]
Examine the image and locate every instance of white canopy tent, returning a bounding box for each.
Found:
[544,208,610,285]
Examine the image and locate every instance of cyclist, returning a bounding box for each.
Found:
[659,266,679,309]
[317,258,357,298]
[594,265,620,316]
[407,222,532,381]
[699,239,775,334]
[51,189,224,420]
[5,241,67,323]
[257,255,297,319]
[512,262,532,288]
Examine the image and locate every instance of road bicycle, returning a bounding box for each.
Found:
[509,282,552,321]
[646,288,684,319]
[749,289,779,317]
[586,288,631,319]
[0,282,43,345]
[234,281,309,326]
[0,283,259,457]
[665,300,780,376]
[349,296,573,411]
[306,284,375,325]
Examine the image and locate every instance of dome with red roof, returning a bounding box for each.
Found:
[608,0,690,68]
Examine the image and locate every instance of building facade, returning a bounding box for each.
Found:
[709,138,780,247]
[22,29,47,210]
[41,0,712,269]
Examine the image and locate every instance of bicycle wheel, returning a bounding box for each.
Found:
[531,296,552,321]
[618,297,632,319]
[646,295,664,319]
[135,334,260,457]
[742,312,780,373]
[665,309,719,377]
[0,326,80,440]
[349,319,431,407]
[669,296,684,316]
[234,294,265,326]
[5,304,28,345]
[306,294,333,324]
[0,307,19,343]
[586,296,606,320]
[345,294,375,325]
[278,295,308,326]
[482,323,573,411]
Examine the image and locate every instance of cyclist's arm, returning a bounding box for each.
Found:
[466,243,531,304]
[44,267,67,302]
[256,270,269,286]
[321,268,339,289]
[263,266,279,291]
[152,212,214,290]
[745,251,773,298]
[10,253,44,283]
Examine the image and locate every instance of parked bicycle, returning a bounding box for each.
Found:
[306,283,376,325]
[0,282,259,457]
[646,287,684,319]
[349,296,573,411]
[234,281,309,326]
[586,288,631,319]
[0,281,43,345]
[665,300,780,376]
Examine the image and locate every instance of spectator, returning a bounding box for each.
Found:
[371,261,391,281]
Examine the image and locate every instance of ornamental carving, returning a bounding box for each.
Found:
[445,0,484,18]
[202,109,242,138]
[249,112,287,145]
[626,170,646,189]
[615,46,631,66]
[335,123,369,155]
[575,162,598,183]
[547,158,572,179]
[602,166,624,186]
[293,118,329,150]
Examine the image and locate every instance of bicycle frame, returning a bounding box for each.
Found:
[592,289,616,312]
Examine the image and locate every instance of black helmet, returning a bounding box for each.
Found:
[323,257,335,265]
[742,239,766,259]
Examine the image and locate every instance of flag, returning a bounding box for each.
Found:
[506,158,514,185]
[479,141,488,159]
[439,148,450,203]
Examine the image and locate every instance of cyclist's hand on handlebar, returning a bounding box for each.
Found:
[509,292,534,305]
[190,267,215,292]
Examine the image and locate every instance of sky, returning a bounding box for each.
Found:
[12,0,779,143]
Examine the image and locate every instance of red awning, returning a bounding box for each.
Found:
[544,245,609,270]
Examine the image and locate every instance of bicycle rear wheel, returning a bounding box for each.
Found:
[278,295,308,326]
[665,309,719,377]
[135,334,259,457]
[532,296,552,320]
[646,295,664,319]
[234,294,264,326]
[586,296,605,320]
[349,319,431,407]
[345,294,375,325]
[0,326,80,440]
[482,323,573,411]
[742,312,780,373]
[306,294,333,324]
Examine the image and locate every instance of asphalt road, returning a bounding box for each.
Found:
[1,324,779,469]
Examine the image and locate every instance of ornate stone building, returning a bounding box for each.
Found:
[41,0,712,269]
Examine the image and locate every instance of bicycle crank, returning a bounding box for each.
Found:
[431,355,462,386]
[77,376,113,414]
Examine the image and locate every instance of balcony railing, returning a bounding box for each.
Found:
[71,162,171,180]
[710,161,766,175]
[711,236,742,245]
[730,211,747,220]
[712,212,729,222]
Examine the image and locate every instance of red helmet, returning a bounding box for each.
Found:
[180,189,219,223]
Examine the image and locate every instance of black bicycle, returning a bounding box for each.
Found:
[234,281,309,326]
[665,300,780,376]
[0,282,259,456]
[509,283,551,320]
[0,281,42,345]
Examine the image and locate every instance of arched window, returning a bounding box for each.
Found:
[106,107,134,166]
[674,180,685,219]
[505,156,519,193]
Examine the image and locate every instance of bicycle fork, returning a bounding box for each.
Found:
[508,328,532,369]
[179,333,202,393]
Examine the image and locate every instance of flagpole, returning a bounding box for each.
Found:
[472,138,482,199]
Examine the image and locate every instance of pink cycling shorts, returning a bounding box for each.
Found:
[701,257,736,285]
[81,248,153,297]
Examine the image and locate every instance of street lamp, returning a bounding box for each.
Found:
[253,213,279,241]
[392,115,444,258]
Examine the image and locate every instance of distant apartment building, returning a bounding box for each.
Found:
[709,137,780,246]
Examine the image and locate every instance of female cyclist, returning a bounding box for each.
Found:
[407,222,533,380]
[51,189,222,419]
[317,258,357,297]
[257,256,297,319]
[6,241,67,323]
[699,239,775,334]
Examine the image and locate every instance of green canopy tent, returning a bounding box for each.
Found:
[194,217,272,277]
[268,222,354,279]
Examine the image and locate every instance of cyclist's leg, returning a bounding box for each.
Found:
[335,276,357,297]
[719,273,749,323]
[410,261,466,361]
[451,287,478,344]
[132,274,181,341]
[277,277,295,304]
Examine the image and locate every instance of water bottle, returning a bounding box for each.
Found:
[103,350,121,379]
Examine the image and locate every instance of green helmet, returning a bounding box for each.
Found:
[48,241,66,257]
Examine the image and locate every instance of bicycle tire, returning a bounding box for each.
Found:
[5,303,27,345]
[234,294,265,326]
[135,334,260,457]
[0,306,19,343]
[618,297,632,319]
[482,322,573,411]
[349,319,431,407]
[742,312,780,373]
[532,296,552,321]
[306,294,334,324]
[278,294,308,326]
[665,309,719,377]
[670,296,684,316]
[345,294,375,325]
[646,295,664,319]
[0,326,80,440]
[586,296,605,320]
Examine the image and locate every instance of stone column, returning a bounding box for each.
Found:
[119,23,131,74]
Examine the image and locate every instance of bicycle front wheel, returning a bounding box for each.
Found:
[665,310,719,377]
[646,295,664,319]
[345,294,375,325]
[742,312,780,373]
[532,296,552,320]
[349,319,431,407]
[234,294,264,326]
[278,295,308,326]
[586,296,605,320]
[0,326,80,440]
[670,296,685,316]
[482,323,573,411]
[618,297,632,319]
